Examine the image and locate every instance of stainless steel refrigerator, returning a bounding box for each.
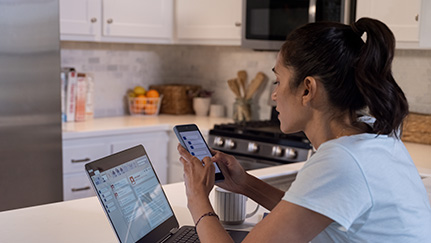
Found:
[0,0,63,211]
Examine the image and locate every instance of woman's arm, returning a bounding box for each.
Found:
[178,144,332,243]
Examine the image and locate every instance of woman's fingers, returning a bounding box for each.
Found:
[177,144,194,161]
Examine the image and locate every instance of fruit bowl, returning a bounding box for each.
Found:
[128,95,163,116]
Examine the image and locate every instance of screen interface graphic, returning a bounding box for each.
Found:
[88,155,173,243]
[179,130,221,173]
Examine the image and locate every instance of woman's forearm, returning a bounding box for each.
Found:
[188,196,234,243]
[240,174,285,211]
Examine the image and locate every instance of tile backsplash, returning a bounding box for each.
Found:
[61,42,431,119]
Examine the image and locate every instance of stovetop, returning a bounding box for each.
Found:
[210,120,312,149]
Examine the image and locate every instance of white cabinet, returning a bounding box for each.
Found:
[59,0,242,46]
[356,0,431,49]
[62,139,110,200]
[175,0,242,45]
[59,0,101,41]
[62,129,169,201]
[60,0,173,44]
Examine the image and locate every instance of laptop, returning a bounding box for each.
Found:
[85,145,249,243]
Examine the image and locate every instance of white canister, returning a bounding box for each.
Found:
[209,104,225,117]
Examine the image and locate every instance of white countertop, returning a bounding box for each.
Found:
[62,115,233,139]
[0,163,301,243]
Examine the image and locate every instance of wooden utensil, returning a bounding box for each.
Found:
[237,70,247,97]
[227,78,242,98]
[245,72,266,100]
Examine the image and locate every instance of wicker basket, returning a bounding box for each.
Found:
[127,95,163,116]
[402,112,431,145]
[149,84,201,115]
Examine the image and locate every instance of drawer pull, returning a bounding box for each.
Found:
[71,158,91,163]
[71,186,91,192]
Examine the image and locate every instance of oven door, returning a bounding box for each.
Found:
[233,154,284,171]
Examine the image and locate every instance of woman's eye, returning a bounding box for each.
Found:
[273,81,280,85]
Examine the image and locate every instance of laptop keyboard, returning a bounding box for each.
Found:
[172,227,200,243]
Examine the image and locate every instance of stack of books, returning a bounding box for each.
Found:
[61,67,94,122]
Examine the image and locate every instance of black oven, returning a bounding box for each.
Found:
[242,0,357,51]
[208,108,313,171]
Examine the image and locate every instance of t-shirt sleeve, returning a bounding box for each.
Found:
[283,143,372,230]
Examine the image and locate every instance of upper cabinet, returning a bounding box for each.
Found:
[356,0,431,49]
[60,0,173,44]
[59,0,101,41]
[59,0,241,46]
[175,0,242,45]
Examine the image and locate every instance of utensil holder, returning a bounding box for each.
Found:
[233,98,251,122]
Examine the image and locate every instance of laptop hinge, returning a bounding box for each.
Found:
[158,228,179,243]
[170,227,180,234]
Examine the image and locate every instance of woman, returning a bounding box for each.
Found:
[177,18,431,242]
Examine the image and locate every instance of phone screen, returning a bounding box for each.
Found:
[174,124,224,181]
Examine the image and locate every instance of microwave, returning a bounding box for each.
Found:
[242,0,357,51]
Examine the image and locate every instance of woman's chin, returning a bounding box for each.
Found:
[279,123,300,134]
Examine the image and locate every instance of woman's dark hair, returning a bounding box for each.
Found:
[280,17,408,136]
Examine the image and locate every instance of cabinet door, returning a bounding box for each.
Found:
[63,172,95,201]
[102,0,173,39]
[356,0,421,43]
[176,0,242,44]
[59,0,102,41]
[63,142,111,174]
[111,132,169,184]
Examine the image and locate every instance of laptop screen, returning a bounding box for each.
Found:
[86,147,174,243]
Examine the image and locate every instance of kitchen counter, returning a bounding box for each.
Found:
[62,115,233,139]
[0,163,301,243]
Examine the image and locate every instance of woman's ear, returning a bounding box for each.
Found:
[302,76,317,106]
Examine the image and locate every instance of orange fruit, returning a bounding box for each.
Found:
[146,89,160,98]
[145,104,158,115]
[133,95,147,110]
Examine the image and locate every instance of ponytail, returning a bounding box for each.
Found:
[352,18,408,136]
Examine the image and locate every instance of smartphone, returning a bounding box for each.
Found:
[173,124,225,182]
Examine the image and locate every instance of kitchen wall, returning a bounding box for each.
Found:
[60,42,431,119]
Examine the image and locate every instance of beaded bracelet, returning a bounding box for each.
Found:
[195,212,219,232]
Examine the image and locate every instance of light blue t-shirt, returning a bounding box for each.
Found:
[283,133,431,242]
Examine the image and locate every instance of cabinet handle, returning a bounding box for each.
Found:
[91,17,97,23]
[415,14,419,22]
[71,186,91,192]
[71,158,91,163]
[107,18,113,24]
[235,22,241,27]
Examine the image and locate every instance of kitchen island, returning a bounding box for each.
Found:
[0,163,302,243]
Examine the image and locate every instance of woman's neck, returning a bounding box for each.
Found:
[304,111,368,149]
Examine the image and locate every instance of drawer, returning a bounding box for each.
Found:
[63,172,95,201]
[63,143,110,174]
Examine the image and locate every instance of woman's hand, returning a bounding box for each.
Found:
[178,144,215,201]
[210,149,249,194]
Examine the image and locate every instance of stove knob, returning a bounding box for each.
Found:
[248,142,259,153]
[225,139,236,149]
[213,137,224,147]
[284,148,298,160]
[272,146,284,157]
